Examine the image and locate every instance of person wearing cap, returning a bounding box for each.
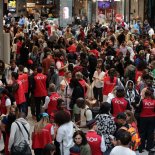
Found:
[32,112,54,155]
[0,88,11,115]
[42,83,61,115]
[86,119,106,155]
[33,67,48,121]
[116,112,130,130]
[111,86,131,118]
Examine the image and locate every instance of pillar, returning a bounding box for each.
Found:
[0,0,4,60]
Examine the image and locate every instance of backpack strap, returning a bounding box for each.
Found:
[15,122,30,140]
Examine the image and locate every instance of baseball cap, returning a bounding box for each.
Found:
[86,119,97,128]
[116,86,124,91]
[116,112,127,120]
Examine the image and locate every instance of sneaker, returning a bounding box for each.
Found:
[149,148,155,152]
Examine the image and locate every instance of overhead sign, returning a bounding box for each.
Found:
[8,0,16,12]
[26,3,36,8]
[59,0,72,27]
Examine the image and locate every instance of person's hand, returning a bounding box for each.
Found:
[111,139,117,146]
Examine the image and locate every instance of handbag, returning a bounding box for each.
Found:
[86,82,97,108]
[11,122,32,155]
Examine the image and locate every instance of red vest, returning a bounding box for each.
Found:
[135,70,143,83]
[0,95,7,115]
[32,123,53,149]
[78,79,86,96]
[18,73,29,93]
[34,73,47,97]
[47,92,61,115]
[86,131,103,155]
[14,80,26,104]
[57,60,65,76]
[103,76,117,95]
[112,97,128,117]
[140,98,155,117]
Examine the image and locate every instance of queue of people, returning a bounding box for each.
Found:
[0,13,155,155]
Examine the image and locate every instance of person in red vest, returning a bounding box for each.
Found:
[18,65,29,115]
[0,88,11,115]
[111,86,131,118]
[32,112,53,155]
[75,72,89,97]
[103,68,123,102]
[33,67,48,121]
[86,119,106,155]
[11,72,26,113]
[138,88,155,153]
[42,83,60,115]
[56,53,68,82]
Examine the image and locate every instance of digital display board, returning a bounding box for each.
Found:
[8,0,16,12]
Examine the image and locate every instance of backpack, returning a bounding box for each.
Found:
[121,126,141,151]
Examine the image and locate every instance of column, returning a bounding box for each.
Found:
[0,0,4,60]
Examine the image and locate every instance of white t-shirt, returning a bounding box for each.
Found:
[93,71,105,88]
[56,121,74,155]
[110,146,136,155]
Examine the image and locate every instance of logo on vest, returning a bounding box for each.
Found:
[87,137,98,142]
[115,100,124,104]
[144,102,154,107]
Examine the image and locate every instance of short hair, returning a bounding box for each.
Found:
[116,129,131,145]
[43,143,56,155]
[99,102,111,114]
[73,130,88,145]
[48,83,56,92]
[11,72,18,80]
[37,66,42,73]
[75,72,83,80]
[18,65,24,72]
[57,98,65,108]
[10,59,16,64]
[54,110,71,126]
[116,89,125,97]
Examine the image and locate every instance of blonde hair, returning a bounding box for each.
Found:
[125,110,137,125]
[32,46,38,54]
[34,116,49,133]
[75,72,83,80]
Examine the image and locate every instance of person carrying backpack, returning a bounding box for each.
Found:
[115,112,140,151]
[8,112,31,155]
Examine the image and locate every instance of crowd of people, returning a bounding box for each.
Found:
[0,13,155,155]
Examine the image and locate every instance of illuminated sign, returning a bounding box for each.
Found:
[26,3,36,8]
[8,0,16,12]
[63,7,69,19]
